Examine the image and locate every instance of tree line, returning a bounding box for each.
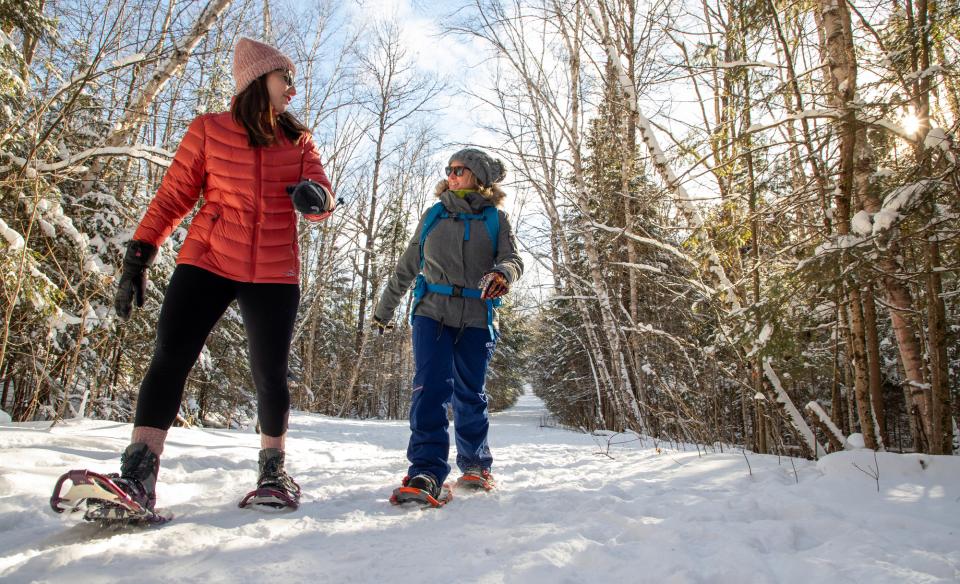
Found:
[452,0,957,456]
[0,0,956,457]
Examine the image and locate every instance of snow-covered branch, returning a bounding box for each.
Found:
[611,262,717,298]
[805,401,846,451]
[844,180,941,238]
[763,358,826,457]
[586,221,696,266]
[1,145,173,174]
[0,218,24,251]
[746,109,840,134]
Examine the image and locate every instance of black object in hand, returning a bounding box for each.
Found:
[286,180,332,214]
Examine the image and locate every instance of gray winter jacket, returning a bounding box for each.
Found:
[374,185,524,331]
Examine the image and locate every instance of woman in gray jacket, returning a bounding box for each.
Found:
[373,148,523,506]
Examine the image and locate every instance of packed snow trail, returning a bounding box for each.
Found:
[1,393,958,583]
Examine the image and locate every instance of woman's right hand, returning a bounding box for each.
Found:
[115,240,157,320]
[479,271,509,299]
[371,316,394,335]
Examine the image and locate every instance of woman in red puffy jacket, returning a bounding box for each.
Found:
[109,38,334,512]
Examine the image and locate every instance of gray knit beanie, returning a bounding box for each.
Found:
[448,148,506,187]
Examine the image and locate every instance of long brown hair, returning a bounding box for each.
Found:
[231,74,310,147]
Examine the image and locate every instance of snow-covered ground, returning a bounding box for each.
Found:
[1,393,958,583]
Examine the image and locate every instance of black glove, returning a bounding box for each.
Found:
[371,316,394,335]
[115,240,157,320]
[286,180,334,214]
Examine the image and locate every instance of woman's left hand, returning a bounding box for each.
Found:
[479,271,509,299]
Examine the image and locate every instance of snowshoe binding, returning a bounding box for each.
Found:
[50,443,169,526]
[390,474,453,508]
[455,467,496,492]
[238,448,301,510]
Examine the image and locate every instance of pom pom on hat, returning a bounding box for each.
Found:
[448,148,507,187]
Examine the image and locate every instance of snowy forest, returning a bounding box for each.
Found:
[0,0,957,459]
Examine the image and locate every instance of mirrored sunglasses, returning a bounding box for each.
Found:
[275,69,295,89]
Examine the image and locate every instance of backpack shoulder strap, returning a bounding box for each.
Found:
[481,206,500,257]
[418,202,447,269]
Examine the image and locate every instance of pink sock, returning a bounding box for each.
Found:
[261,433,285,450]
[131,426,167,457]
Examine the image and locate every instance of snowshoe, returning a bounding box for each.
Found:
[50,443,168,526]
[238,448,301,510]
[390,474,453,508]
[455,467,496,492]
[50,470,169,525]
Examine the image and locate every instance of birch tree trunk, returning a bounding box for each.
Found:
[817,0,880,449]
[861,287,887,442]
[909,0,952,455]
[851,117,887,445]
[926,236,951,454]
[559,1,644,430]
[80,0,235,192]
[609,0,645,416]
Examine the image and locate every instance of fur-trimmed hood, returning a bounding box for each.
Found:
[434,179,506,208]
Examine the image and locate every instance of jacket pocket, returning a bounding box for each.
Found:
[197,203,222,248]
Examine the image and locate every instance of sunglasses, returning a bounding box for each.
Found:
[275,69,295,89]
[445,166,470,177]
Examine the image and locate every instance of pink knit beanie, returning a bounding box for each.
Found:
[233,37,295,94]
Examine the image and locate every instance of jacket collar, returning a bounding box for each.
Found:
[439,189,494,213]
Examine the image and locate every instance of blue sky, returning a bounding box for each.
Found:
[280,0,562,297]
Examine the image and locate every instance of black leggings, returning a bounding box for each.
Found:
[134,264,300,436]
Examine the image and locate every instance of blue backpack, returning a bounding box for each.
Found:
[411,201,501,338]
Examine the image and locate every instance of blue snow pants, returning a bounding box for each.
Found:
[407,316,497,484]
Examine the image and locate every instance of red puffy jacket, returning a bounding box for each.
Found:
[133,112,333,284]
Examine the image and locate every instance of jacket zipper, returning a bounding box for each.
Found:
[459,212,467,328]
[251,147,262,281]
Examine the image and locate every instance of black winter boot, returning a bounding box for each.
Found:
[406,474,441,498]
[111,443,159,510]
[390,473,450,507]
[257,448,301,501]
